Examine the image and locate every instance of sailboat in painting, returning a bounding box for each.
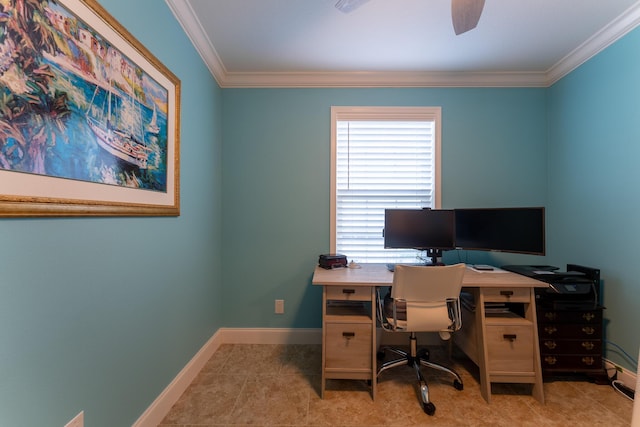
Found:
[85,47,153,169]
[147,104,160,135]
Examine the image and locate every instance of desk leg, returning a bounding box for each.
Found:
[527,288,545,404]
[321,287,327,399]
[474,288,492,403]
[370,287,377,401]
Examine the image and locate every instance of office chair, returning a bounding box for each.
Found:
[376,263,466,415]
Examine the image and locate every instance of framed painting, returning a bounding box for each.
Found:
[0,0,180,216]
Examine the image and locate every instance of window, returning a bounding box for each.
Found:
[330,106,442,264]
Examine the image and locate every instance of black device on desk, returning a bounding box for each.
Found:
[502,264,600,308]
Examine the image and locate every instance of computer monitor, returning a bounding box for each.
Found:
[384,209,456,263]
[454,207,545,255]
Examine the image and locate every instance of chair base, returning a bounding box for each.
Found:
[377,332,463,415]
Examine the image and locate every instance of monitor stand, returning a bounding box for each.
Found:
[424,249,444,266]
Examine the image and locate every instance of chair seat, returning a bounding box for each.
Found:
[383,292,454,332]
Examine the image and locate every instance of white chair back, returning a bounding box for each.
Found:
[390,263,466,331]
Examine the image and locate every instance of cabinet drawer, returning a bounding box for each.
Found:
[486,324,534,372]
[539,323,602,339]
[325,323,372,370]
[540,339,602,355]
[537,309,602,324]
[541,354,603,371]
[482,288,531,303]
[326,286,372,302]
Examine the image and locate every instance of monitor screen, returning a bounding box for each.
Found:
[454,207,545,255]
[384,209,456,250]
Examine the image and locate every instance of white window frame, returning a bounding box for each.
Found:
[330,106,442,261]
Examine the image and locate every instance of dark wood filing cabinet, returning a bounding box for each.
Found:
[503,263,608,382]
[536,303,606,380]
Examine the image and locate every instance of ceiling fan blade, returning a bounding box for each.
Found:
[451,0,485,35]
[335,0,370,14]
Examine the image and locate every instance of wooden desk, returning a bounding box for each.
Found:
[312,263,548,403]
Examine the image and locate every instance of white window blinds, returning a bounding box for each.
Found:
[331,107,442,264]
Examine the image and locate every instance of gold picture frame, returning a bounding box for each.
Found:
[0,0,180,216]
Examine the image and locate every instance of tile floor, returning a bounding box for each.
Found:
[159,343,633,426]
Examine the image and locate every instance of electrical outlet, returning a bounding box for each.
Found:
[64,411,84,427]
[275,299,284,314]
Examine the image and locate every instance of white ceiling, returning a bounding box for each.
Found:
[166,0,640,88]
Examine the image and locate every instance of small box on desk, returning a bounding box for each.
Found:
[318,253,348,269]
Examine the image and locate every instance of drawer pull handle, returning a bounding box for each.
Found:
[503,334,517,342]
[342,289,356,294]
[544,312,557,321]
[342,332,355,338]
[544,356,557,365]
[582,326,596,335]
[582,356,595,366]
[544,341,557,349]
[500,290,514,297]
[582,342,595,350]
[544,326,558,335]
[582,313,596,321]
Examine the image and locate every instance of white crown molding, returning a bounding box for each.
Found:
[165,0,226,85]
[167,0,640,89]
[545,1,640,86]
[220,70,549,88]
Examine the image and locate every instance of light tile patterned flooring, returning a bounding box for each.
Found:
[159,343,633,426]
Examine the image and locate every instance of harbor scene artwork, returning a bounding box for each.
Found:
[0,0,180,216]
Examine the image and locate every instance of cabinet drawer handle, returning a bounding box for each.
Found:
[544,312,557,321]
[342,332,355,338]
[503,334,517,342]
[342,289,356,294]
[582,342,595,350]
[544,356,557,365]
[500,290,514,297]
[544,341,557,349]
[582,312,596,321]
[544,326,558,335]
[581,356,595,366]
[582,326,596,335]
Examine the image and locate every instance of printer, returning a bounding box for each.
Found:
[502,264,601,309]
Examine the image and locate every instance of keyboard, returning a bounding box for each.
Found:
[386,263,436,272]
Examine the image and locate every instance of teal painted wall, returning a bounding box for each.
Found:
[548,28,640,371]
[3,1,639,424]
[221,87,548,328]
[0,1,223,426]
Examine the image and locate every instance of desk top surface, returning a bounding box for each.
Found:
[312,263,548,288]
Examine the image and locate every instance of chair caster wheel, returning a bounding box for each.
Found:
[454,379,463,390]
[423,401,436,415]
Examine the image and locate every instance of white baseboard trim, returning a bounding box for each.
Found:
[216,327,322,345]
[133,326,456,426]
[132,330,224,427]
[132,328,321,426]
[604,358,637,390]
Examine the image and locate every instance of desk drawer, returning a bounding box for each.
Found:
[482,288,531,303]
[486,324,534,372]
[326,286,372,302]
[325,323,372,370]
